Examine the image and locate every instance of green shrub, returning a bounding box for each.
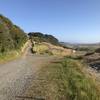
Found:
[0,14,28,54]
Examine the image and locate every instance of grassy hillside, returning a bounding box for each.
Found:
[33,42,72,56]
[25,57,100,100]
[28,32,73,56]
[28,32,60,46]
[0,14,28,61]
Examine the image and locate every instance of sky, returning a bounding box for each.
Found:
[0,0,100,43]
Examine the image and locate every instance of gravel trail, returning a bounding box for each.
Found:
[0,44,54,100]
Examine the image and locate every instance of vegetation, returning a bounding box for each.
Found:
[0,14,28,59]
[33,42,72,56]
[25,57,100,100]
[62,42,100,53]
[33,43,49,54]
[85,52,95,56]
[28,32,60,46]
[95,48,100,53]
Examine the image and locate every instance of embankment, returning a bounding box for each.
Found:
[0,40,30,63]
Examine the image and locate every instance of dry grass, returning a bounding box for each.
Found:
[0,41,29,63]
[33,43,49,54]
[24,57,100,100]
[33,42,72,56]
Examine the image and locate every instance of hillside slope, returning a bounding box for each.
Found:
[0,14,28,54]
[28,32,60,46]
[33,42,73,56]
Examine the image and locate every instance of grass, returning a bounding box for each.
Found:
[25,57,100,100]
[0,51,20,63]
[33,43,49,54]
[0,41,29,63]
[33,43,72,56]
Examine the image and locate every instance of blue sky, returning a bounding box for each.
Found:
[0,0,100,43]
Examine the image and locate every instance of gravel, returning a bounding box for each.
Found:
[0,46,53,100]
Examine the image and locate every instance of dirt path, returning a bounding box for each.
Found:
[0,43,55,100]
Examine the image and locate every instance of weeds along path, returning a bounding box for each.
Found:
[23,58,100,100]
[0,42,55,100]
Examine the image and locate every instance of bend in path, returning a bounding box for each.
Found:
[0,43,54,100]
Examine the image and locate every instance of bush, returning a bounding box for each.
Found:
[28,32,59,46]
[0,14,28,54]
[95,48,100,53]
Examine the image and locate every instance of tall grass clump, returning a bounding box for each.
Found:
[58,58,100,100]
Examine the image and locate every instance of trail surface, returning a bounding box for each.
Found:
[0,43,54,100]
